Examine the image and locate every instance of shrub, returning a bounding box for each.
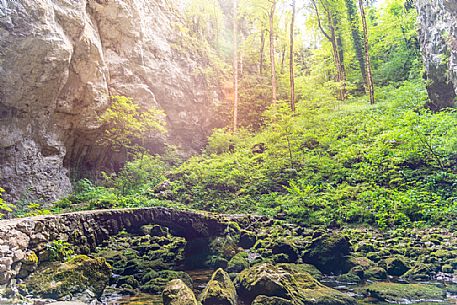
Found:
[0,188,14,219]
[47,240,75,262]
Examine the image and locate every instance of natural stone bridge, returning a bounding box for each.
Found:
[0,207,263,287]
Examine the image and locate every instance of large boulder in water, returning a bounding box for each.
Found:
[200,268,237,305]
[302,233,352,274]
[361,282,446,303]
[234,263,356,305]
[23,255,111,299]
[162,279,198,305]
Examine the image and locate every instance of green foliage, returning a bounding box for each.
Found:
[0,188,15,219]
[20,203,52,217]
[46,240,75,262]
[369,0,421,84]
[205,128,251,155]
[166,81,457,229]
[53,154,181,212]
[98,96,167,156]
[102,154,168,196]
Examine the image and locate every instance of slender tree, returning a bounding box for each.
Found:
[269,0,277,103]
[259,28,266,74]
[345,0,366,83]
[233,0,239,131]
[358,0,375,104]
[289,0,296,112]
[311,0,347,100]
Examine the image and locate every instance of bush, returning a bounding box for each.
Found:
[47,240,75,262]
[0,188,14,219]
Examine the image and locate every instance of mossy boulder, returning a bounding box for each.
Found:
[162,279,198,305]
[200,268,237,305]
[404,263,435,280]
[348,256,374,270]
[141,270,193,294]
[24,255,111,299]
[302,233,352,274]
[277,263,323,280]
[234,263,355,305]
[442,264,453,273]
[252,295,294,305]
[239,231,257,249]
[362,282,446,303]
[337,272,361,284]
[227,252,249,273]
[384,256,409,276]
[206,255,229,269]
[272,241,298,263]
[365,267,387,280]
[117,275,140,289]
[354,242,376,253]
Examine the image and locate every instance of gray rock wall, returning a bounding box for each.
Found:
[0,0,222,202]
[417,0,457,110]
[0,207,256,287]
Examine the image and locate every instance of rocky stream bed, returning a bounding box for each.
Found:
[1,211,456,305]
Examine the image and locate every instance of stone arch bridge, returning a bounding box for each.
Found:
[0,207,264,286]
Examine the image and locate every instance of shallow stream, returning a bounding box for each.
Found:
[103,270,457,305]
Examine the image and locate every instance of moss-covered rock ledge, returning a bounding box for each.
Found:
[0,207,265,286]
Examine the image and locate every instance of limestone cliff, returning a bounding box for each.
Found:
[0,0,222,202]
[416,0,457,110]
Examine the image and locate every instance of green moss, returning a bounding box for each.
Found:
[251,295,294,305]
[23,251,38,265]
[365,267,387,280]
[163,279,198,305]
[337,272,361,284]
[441,264,453,273]
[362,282,446,303]
[404,263,435,280]
[277,263,323,281]
[141,270,192,294]
[200,268,236,305]
[384,255,409,276]
[234,263,355,305]
[24,255,112,299]
[227,252,249,273]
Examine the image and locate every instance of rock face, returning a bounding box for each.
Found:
[0,0,222,202]
[416,0,457,110]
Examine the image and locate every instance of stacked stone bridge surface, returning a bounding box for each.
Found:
[0,208,262,287]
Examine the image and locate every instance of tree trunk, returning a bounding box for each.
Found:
[233,0,239,131]
[329,22,346,100]
[240,51,244,76]
[345,0,366,83]
[281,45,286,74]
[358,0,375,104]
[311,0,346,100]
[269,0,277,103]
[289,0,296,112]
[336,32,347,99]
[260,28,265,74]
